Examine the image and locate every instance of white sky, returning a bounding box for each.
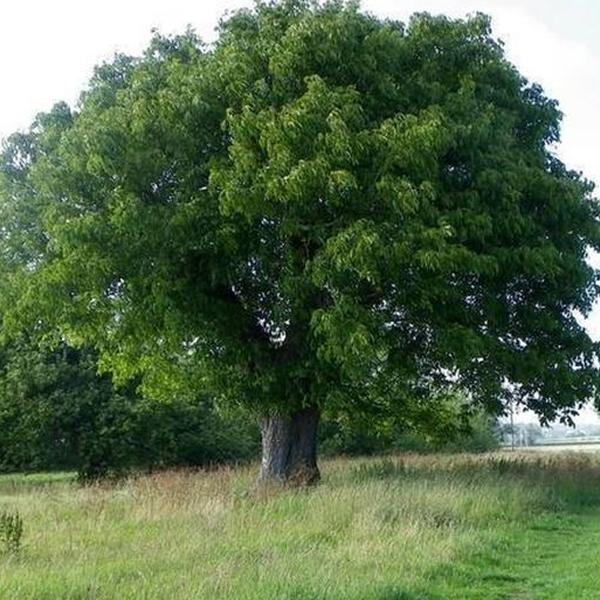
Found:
[1,0,599,424]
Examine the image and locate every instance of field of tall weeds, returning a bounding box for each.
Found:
[1,452,600,599]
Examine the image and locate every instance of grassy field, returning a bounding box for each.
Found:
[2,453,600,599]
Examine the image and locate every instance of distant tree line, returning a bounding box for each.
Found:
[0,336,260,480]
[0,335,498,480]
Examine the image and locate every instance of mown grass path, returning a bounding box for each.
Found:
[422,510,600,599]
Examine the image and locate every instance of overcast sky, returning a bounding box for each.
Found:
[1,0,599,423]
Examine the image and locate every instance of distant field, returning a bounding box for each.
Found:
[2,453,600,599]
[523,443,600,453]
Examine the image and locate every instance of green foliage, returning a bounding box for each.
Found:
[130,398,260,469]
[0,338,259,479]
[0,338,136,478]
[320,392,499,455]
[1,1,598,434]
[0,511,23,555]
[0,335,487,478]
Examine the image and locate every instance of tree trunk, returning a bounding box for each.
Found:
[258,406,320,486]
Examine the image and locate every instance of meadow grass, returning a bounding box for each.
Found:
[1,452,600,599]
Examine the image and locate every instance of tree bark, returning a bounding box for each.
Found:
[258,406,320,486]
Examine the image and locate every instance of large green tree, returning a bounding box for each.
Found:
[1,1,599,483]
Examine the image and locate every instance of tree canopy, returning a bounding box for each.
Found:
[1,0,599,481]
